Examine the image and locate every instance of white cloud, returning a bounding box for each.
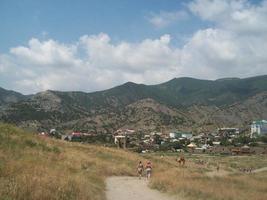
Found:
[147,10,188,28]
[183,0,267,78]
[80,33,179,72]
[10,38,80,68]
[188,0,267,34]
[0,0,267,94]
[0,35,181,94]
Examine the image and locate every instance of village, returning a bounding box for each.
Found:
[39,119,267,155]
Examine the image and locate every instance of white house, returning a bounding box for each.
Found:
[251,120,267,137]
[169,132,179,138]
[181,132,193,139]
[217,128,239,138]
[169,131,192,139]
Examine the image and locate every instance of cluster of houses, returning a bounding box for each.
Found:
[112,120,267,154]
[112,128,237,151]
[38,119,267,154]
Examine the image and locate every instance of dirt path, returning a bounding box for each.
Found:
[252,166,267,173]
[106,176,179,200]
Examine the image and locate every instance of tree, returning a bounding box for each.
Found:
[220,138,231,146]
[257,135,267,143]
[207,140,213,146]
[153,134,162,145]
[232,136,254,145]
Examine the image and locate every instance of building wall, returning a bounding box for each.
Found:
[261,123,267,135]
[251,121,267,137]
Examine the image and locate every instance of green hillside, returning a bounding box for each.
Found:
[0,75,267,132]
[52,75,267,108]
[0,87,26,106]
[154,75,267,106]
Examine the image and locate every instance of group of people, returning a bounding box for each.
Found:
[239,167,253,173]
[137,160,152,179]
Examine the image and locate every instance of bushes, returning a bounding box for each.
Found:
[159,141,183,151]
[257,135,267,143]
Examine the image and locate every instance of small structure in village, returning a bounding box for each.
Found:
[217,128,239,138]
[113,129,135,149]
[169,131,192,140]
[187,142,197,152]
[231,145,251,155]
[114,135,127,149]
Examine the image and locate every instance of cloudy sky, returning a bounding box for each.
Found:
[0,0,267,94]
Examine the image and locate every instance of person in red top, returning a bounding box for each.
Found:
[145,161,152,179]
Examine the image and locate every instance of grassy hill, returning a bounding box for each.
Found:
[1,124,267,200]
[0,124,140,200]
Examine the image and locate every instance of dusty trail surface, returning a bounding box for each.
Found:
[106,176,179,200]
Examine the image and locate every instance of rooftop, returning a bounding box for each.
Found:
[252,120,267,125]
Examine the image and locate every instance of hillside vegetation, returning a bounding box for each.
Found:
[0,124,140,200]
[0,87,26,106]
[1,75,267,133]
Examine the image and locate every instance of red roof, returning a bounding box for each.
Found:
[72,132,82,136]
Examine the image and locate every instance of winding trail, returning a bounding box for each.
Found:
[106,176,179,200]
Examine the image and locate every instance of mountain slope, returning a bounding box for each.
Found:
[189,92,267,129]
[0,87,26,106]
[154,75,267,106]
[0,75,267,132]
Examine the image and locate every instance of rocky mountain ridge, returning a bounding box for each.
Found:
[1,75,267,133]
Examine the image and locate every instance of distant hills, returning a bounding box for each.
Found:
[0,87,27,105]
[1,75,267,133]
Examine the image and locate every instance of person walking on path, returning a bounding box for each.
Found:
[216,163,220,172]
[137,161,144,179]
[145,161,152,180]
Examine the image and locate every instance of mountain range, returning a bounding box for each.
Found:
[1,75,267,134]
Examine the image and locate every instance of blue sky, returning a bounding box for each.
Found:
[0,0,267,94]
[0,0,208,52]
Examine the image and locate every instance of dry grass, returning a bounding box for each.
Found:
[0,124,142,200]
[148,153,267,200]
[1,124,266,200]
